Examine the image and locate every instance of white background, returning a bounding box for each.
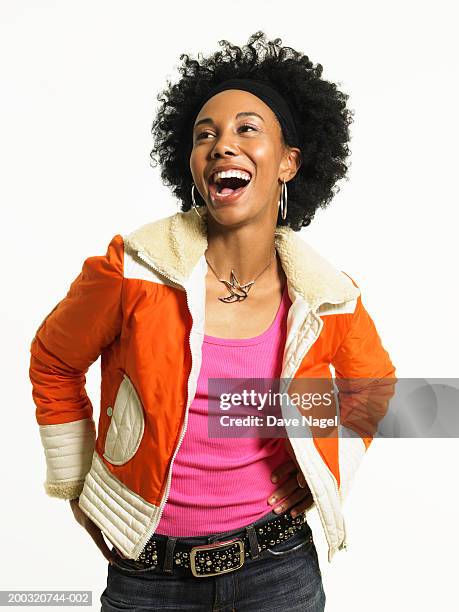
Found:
[1,0,458,610]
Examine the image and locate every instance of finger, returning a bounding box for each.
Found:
[268,474,306,509]
[271,459,297,483]
[297,472,307,489]
[274,489,313,516]
[289,492,315,517]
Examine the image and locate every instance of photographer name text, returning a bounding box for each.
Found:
[219,415,338,428]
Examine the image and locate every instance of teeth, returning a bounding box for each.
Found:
[212,170,251,184]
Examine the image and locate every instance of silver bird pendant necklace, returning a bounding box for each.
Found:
[205,247,277,303]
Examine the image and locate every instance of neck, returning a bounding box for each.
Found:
[204,213,283,288]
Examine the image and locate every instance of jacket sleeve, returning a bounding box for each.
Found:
[331,274,397,504]
[29,234,124,500]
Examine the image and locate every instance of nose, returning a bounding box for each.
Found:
[210,131,239,159]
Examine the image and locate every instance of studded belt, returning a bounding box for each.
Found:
[112,511,311,579]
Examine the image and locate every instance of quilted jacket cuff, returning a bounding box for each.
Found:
[39,417,96,500]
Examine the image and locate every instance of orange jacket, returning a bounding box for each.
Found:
[29,208,396,563]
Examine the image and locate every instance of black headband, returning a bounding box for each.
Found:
[194,78,300,148]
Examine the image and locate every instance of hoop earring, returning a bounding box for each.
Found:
[279,179,288,220]
[191,184,204,218]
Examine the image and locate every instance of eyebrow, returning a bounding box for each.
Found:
[193,111,265,130]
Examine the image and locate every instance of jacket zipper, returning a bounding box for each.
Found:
[134,252,348,554]
[134,249,196,556]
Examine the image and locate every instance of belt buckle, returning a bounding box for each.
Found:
[189,538,245,578]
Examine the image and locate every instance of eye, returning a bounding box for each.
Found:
[239,123,257,133]
[196,123,258,140]
[196,131,213,140]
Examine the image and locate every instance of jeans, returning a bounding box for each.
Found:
[100,510,326,611]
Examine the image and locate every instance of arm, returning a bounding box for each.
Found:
[29,234,124,500]
[332,274,397,503]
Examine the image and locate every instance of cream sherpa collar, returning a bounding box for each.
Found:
[123,207,360,309]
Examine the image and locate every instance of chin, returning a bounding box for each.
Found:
[206,203,254,227]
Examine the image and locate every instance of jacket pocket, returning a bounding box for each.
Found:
[103,373,145,465]
[109,546,156,575]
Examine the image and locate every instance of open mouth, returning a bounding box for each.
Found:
[208,173,252,202]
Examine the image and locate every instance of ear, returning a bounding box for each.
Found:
[279,146,303,182]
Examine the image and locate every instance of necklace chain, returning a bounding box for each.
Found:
[205,247,277,303]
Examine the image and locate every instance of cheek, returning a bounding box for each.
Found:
[189,150,197,174]
[189,152,204,184]
[251,142,279,173]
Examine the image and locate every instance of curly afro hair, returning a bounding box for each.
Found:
[150,31,354,231]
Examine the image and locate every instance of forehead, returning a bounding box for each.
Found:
[194,89,278,126]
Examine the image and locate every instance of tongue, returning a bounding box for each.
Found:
[220,187,235,195]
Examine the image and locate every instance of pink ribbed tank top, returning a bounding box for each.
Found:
[156,283,293,536]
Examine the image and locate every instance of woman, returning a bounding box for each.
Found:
[29,32,396,611]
